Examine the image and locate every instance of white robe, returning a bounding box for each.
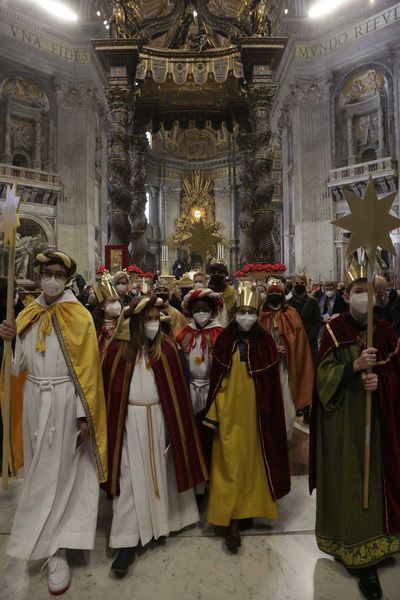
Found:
[185,319,220,415]
[110,355,199,549]
[7,290,99,561]
[272,326,296,440]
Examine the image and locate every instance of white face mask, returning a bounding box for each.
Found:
[350,292,373,318]
[41,276,65,297]
[144,320,160,340]
[235,313,258,332]
[116,284,128,295]
[193,282,204,289]
[325,290,335,298]
[105,301,121,318]
[193,311,211,327]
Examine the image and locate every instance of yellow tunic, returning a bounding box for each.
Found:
[206,348,277,526]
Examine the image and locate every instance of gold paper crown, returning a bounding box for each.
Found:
[93,278,117,303]
[156,276,174,290]
[236,284,261,310]
[177,272,194,288]
[345,257,368,286]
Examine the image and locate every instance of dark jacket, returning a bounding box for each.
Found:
[288,294,321,363]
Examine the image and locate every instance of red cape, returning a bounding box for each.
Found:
[309,313,400,533]
[259,306,315,409]
[102,336,208,496]
[176,323,224,356]
[203,322,291,500]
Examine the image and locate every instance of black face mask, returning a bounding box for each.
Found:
[267,293,283,305]
[210,274,226,287]
[157,293,169,302]
[294,284,306,295]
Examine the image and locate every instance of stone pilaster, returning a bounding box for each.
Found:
[276,77,334,280]
[33,120,41,169]
[2,112,12,164]
[55,78,108,279]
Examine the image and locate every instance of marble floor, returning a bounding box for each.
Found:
[0,425,399,600]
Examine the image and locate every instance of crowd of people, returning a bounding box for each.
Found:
[1,249,399,600]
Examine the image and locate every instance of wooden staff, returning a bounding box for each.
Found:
[2,232,16,490]
[362,262,374,509]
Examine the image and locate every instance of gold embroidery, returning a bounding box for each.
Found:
[316,533,400,567]
[52,314,105,482]
[326,323,339,349]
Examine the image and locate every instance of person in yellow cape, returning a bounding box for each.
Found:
[0,250,107,597]
[203,285,290,554]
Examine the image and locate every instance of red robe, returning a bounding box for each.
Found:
[203,322,291,500]
[309,313,400,533]
[102,336,208,497]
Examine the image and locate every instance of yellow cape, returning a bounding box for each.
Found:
[1,299,108,482]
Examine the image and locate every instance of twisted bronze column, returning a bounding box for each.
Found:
[105,86,135,246]
[248,84,277,263]
[129,126,148,266]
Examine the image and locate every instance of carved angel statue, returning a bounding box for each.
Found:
[252,0,272,36]
[238,0,253,25]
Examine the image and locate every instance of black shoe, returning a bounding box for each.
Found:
[358,566,382,600]
[239,518,253,531]
[111,547,136,576]
[225,520,241,554]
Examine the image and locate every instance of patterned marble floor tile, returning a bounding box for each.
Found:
[0,532,399,600]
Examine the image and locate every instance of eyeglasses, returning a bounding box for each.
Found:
[41,270,67,282]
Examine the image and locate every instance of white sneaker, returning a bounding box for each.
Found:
[47,548,70,595]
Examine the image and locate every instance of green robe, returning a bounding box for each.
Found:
[315,340,400,568]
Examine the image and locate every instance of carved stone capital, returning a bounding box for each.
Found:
[54,77,98,109]
[276,75,332,134]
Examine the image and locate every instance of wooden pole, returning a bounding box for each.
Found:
[362,262,374,509]
[2,232,16,490]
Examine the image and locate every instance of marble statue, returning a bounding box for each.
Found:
[15,233,40,280]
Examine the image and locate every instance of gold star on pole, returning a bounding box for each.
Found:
[185,219,222,262]
[331,176,400,266]
[0,184,21,247]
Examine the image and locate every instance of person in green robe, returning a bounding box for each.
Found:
[309,277,400,600]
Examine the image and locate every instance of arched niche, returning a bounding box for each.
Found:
[0,75,52,171]
[335,67,390,167]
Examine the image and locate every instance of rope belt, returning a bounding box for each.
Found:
[130,401,161,499]
[26,374,72,446]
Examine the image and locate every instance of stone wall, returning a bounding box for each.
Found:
[0,3,108,281]
[272,0,400,282]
